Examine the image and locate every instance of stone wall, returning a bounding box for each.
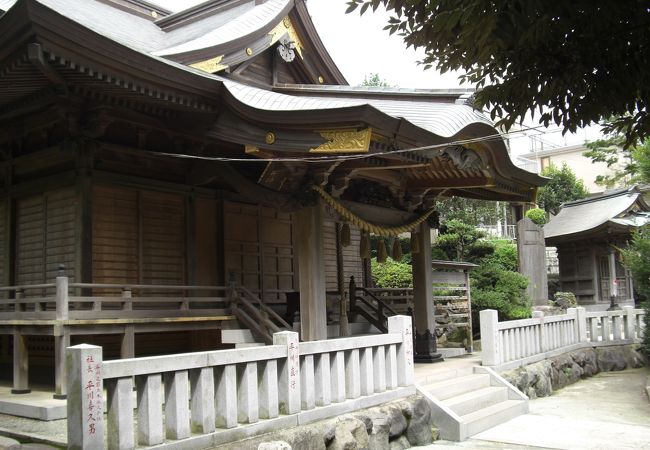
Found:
[214,395,438,450]
[502,344,647,399]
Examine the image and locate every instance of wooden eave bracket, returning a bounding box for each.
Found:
[27,43,67,94]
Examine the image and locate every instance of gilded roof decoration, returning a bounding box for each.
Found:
[189,55,227,73]
[268,16,304,58]
[310,128,372,153]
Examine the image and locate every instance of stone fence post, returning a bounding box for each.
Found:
[67,344,104,450]
[480,309,500,367]
[532,310,545,352]
[575,307,587,342]
[273,331,300,415]
[623,306,636,339]
[388,315,414,386]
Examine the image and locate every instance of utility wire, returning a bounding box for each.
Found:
[148,124,553,164]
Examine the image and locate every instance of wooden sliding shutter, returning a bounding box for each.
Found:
[92,185,186,288]
[15,188,77,285]
[224,202,295,301]
[0,200,5,284]
[92,186,139,285]
[141,191,185,286]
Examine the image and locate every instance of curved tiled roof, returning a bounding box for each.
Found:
[223,80,492,138]
[153,0,290,56]
[544,188,649,241]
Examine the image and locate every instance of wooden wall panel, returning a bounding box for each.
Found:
[194,198,218,286]
[45,188,77,281]
[92,186,138,285]
[15,195,45,285]
[0,200,5,285]
[92,186,186,290]
[322,219,364,291]
[15,188,77,285]
[141,191,185,286]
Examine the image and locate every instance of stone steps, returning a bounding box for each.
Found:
[417,366,528,441]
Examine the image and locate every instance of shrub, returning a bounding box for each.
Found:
[553,291,577,308]
[525,208,547,225]
[621,225,650,356]
[371,258,412,288]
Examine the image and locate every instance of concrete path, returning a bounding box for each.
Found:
[423,367,650,450]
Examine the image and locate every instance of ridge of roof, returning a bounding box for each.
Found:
[96,0,171,20]
[154,0,250,31]
[152,0,289,57]
[561,186,639,208]
[275,83,475,100]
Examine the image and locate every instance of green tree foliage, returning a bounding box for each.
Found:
[525,208,547,225]
[620,226,650,356]
[360,73,392,87]
[434,197,507,227]
[371,222,530,322]
[434,219,493,262]
[537,163,589,215]
[371,258,412,288]
[471,241,531,320]
[584,136,650,188]
[346,1,650,147]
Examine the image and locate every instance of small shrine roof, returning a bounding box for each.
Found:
[544,187,650,244]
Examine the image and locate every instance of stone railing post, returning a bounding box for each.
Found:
[56,275,69,320]
[67,344,104,450]
[575,307,587,342]
[532,310,545,352]
[623,306,636,340]
[273,331,300,415]
[387,315,414,386]
[480,309,500,367]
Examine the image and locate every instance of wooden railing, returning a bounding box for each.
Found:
[66,316,415,449]
[351,269,473,351]
[481,306,645,371]
[349,278,399,333]
[0,278,232,321]
[230,287,292,344]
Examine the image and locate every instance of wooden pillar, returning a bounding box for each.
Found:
[335,223,349,337]
[411,222,442,363]
[296,201,327,341]
[607,248,619,310]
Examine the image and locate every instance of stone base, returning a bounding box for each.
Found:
[414,329,444,363]
[414,353,444,363]
[10,389,31,395]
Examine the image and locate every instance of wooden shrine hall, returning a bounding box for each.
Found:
[0,0,545,396]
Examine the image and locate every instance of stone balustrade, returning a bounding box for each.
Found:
[481,306,645,371]
[66,315,415,450]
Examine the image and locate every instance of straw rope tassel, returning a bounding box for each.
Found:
[341,223,351,247]
[360,232,371,260]
[392,237,403,261]
[377,239,387,263]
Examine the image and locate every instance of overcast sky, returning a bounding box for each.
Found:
[153,0,603,153]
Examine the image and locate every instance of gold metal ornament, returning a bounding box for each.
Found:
[268,16,304,58]
[265,132,276,145]
[246,47,253,56]
[190,55,228,73]
[310,128,372,153]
